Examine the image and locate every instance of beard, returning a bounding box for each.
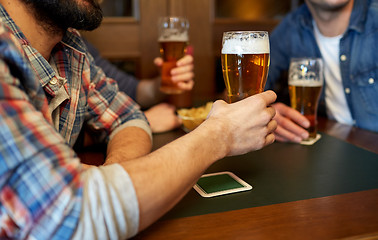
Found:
[21,0,103,33]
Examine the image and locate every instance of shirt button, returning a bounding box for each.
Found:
[340,55,347,61]
[369,78,375,84]
[345,88,351,94]
[50,78,58,85]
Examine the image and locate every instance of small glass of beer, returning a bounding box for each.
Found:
[158,16,189,94]
[288,58,324,140]
[221,31,270,103]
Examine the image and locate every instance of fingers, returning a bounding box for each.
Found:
[266,105,276,121]
[272,103,310,142]
[262,113,277,146]
[171,70,194,82]
[276,116,309,141]
[241,90,277,108]
[258,90,278,106]
[171,63,194,75]
[169,55,194,90]
[171,61,194,81]
[265,132,276,146]
[177,80,194,91]
[274,133,288,143]
[176,55,193,66]
[154,57,163,67]
[274,103,310,128]
[144,103,181,133]
[274,125,303,143]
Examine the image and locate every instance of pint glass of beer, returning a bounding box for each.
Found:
[221,31,270,103]
[158,16,189,94]
[288,58,324,140]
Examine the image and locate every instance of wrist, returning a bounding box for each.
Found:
[195,118,230,160]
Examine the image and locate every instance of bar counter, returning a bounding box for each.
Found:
[78,117,378,239]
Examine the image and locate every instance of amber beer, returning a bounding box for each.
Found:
[289,83,322,139]
[158,17,189,94]
[221,53,270,103]
[288,58,324,141]
[221,31,270,103]
[159,40,187,94]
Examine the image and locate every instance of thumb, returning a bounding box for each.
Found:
[154,57,163,67]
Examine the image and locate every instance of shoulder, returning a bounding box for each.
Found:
[364,0,378,32]
[0,21,31,79]
[368,0,378,18]
[371,0,378,7]
[0,20,24,54]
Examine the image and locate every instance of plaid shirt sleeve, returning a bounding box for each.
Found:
[82,44,151,143]
[0,24,82,239]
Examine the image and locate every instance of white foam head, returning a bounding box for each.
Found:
[221,32,269,54]
[289,79,323,87]
[158,31,188,42]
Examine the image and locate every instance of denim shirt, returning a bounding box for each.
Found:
[266,0,378,133]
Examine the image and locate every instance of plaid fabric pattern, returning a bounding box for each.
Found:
[0,19,82,239]
[0,3,147,239]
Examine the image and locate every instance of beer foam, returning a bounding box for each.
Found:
[158,30,188,42]
[289,80,323,87]
[221,37,269,54]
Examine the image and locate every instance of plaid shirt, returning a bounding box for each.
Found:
[0,4,149,239]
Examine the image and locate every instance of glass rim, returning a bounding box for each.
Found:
[290,57,323,62]
[158,16,189,22]
[223,31,268,34]
[158,16,189,29]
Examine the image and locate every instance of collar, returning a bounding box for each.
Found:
[297,0,370,34]
[348,0,369,33]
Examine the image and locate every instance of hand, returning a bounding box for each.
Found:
[204,90,277,156]
[154,55,195,91]
[144,103,181,133]
[272,102,310,143]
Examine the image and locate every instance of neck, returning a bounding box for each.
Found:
[306,0,354,37]
[0,0,63,60]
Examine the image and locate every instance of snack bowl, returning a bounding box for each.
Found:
[177,102,213,132]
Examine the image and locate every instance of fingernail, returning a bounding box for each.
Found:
[302,121,310,128]
[294,136,302,142]
[301,132,309,139]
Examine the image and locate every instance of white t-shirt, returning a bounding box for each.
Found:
[313,21,354,125]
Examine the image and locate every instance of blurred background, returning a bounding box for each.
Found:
[82,0,304,106]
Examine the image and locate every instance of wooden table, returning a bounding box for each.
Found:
[132,118,378,240]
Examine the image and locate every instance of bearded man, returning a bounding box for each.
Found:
[0,0,277,239]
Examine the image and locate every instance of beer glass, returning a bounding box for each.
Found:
[288,58,324,140]
[221,31,270,103]
[158,16,189,94]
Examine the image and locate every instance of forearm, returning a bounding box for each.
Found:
[105,126,152,164]
[104,93,277,232]
[120,120,228,231]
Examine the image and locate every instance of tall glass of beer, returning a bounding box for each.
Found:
[288,58,324,140]
[158,16,189,94]
[221,31,270,103]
